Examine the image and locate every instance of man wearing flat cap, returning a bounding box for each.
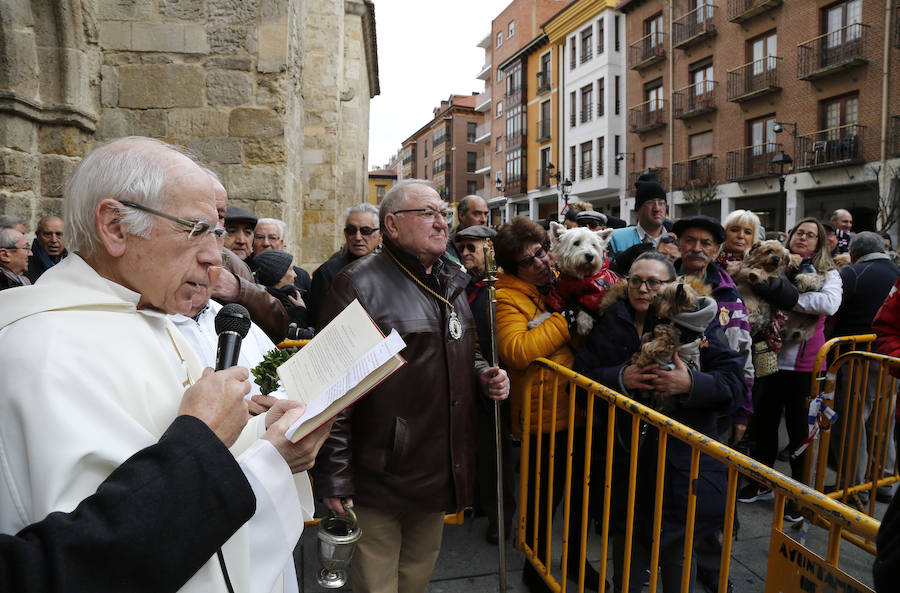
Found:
[575,210,607,230]
[610,171,668,252]
[224,205,257,261]
[453,224,515,545]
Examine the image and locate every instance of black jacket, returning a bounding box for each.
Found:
[0,416,254,593]
[308,249,359,325]
[835,254,900,337]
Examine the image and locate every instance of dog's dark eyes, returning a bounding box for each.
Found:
[574,240,581,246]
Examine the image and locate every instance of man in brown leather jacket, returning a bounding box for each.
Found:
[210,175,289,343]
[312,180,509,593]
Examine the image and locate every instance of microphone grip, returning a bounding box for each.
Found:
[215,331,242,370]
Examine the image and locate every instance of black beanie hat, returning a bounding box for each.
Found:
[254,250,293,287]
[634,171,666,210]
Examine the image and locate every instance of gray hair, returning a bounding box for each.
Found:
[0,228,21,249]
[63,136,201,256]
[830,208,851,222]
[849,231,885,259]
[379,179,437,228]
[0,215,24,230]
[256,218,287,240]
[632,251,677,281]
[345,203,379,225]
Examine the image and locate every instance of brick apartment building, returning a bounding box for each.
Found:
[619,0,900,232]
[399,94,486,204]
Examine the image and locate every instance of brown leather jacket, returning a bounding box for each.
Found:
[311,240,489,513]
[219,249,289,343]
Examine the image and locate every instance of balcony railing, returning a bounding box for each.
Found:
[727,56,781,102]
[581,48,593,64]
[537,168,551,188]
[673,81,718,119]
[628,100,667,133]
[672,156,717,189]
[536,119,551,142]
[628,32,666,70]
[726,0,782,23]
[569,112,576,127]
[628,168,668,194]
[505,173,523,195]
[797,123,866,170]
[597,155,604,177]
[537,72,551,94]
[725,143,783,181]
[474,155,492,173]
[507,127,525,142]
[475,90,492,112]
[673,4,717,49]
[402,151,416,165]
[580,161,593,180]
[433,159,449,174]
[580,104,593,123]
[890,115,900,156]
[474,122,491,143]
[433,131,449,146]
[798,23,870,80]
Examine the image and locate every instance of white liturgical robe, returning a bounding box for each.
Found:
[0,254,311,593]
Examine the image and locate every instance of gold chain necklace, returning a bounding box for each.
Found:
[386,249,463,340]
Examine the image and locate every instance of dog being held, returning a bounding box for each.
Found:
[725,239,791,335]
[778,254,826,343]
[630,278,716,414]
[542,221,618,335]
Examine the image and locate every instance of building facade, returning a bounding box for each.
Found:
[546,0,627,219]
[0,0,379,269]
[399,94,486,204]
[367,168,397,204]
[619,0,900,232]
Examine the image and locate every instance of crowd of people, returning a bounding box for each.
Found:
[2,139,900,593]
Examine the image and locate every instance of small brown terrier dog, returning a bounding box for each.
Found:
[726,240,791,335]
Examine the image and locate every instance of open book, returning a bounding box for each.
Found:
[277,299,407,442]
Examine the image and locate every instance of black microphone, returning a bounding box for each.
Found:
[214,303,252,370]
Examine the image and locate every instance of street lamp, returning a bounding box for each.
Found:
[545,162,572,217]
[771,150,793,229]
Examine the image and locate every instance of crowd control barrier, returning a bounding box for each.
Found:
[517,357,880,593]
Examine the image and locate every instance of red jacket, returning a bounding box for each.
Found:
[545,257,620,313]
[874,278,900,359]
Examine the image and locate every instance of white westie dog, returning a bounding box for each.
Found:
[536,221,618,335]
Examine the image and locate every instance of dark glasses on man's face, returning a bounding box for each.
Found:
[344,225,379,236]
[659,235,678,245]
[456,242,481,254]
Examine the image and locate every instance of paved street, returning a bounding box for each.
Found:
[296,449,886,593]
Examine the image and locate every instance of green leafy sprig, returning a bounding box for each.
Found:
[251,347,298,395]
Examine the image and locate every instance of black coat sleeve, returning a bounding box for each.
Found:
[0,415,255,593]
[748,271,800,310]
[875,491,900,592]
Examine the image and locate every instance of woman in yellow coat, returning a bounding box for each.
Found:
[494,216,597,593]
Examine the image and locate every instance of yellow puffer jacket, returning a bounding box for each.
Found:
[496,272,576,436]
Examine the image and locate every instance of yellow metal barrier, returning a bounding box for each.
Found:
[518,357,880,593]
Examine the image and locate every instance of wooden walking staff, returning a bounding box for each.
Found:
[483,242,507,591]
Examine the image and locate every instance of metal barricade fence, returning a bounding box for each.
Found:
[518,357,880,593]
[800,334,899,554]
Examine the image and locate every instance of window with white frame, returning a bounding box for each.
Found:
[508,21,515,38]
[497,32,502,47]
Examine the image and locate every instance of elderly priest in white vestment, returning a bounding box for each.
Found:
[0,137,331,593]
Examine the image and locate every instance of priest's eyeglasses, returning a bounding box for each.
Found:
[118,200,225,240]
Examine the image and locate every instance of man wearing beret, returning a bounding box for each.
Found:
[575,210,607,230]
[609,171,669,252]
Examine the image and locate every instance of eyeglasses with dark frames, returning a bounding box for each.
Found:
[658,235,678,245]
[517,241,551,269]
[1,242,31,251]
[625,276,668,291]
[393,208,453,223]
[118,200,225,240]
[344,225,379,236]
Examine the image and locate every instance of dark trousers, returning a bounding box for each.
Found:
[749,370,811,480]
[522,428,589,569]
[475,399,516,529]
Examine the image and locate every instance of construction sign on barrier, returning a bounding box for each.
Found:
[765,531,874,593]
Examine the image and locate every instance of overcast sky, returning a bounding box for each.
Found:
[367,0,513,169]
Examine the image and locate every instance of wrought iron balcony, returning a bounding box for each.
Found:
[725,143,782,181]
[727,56,781,102]
[580,103,593,123]
[581,48,593,64]
[402,151,416,165]
[628,32,666,70]
[672,156,716,189]
[536,119,551,142]
[627,168,668,194]
[798,23,870,80]
[726,0,782,23]
[796,124,866,170]
[580,161,593,180]
[433,131,449,146]
[537,72,551,94]
[570,112,576,127]
[628,100,667,133]
[537,168,551,188]
[673,81,718,119]
[673,5,717,49]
